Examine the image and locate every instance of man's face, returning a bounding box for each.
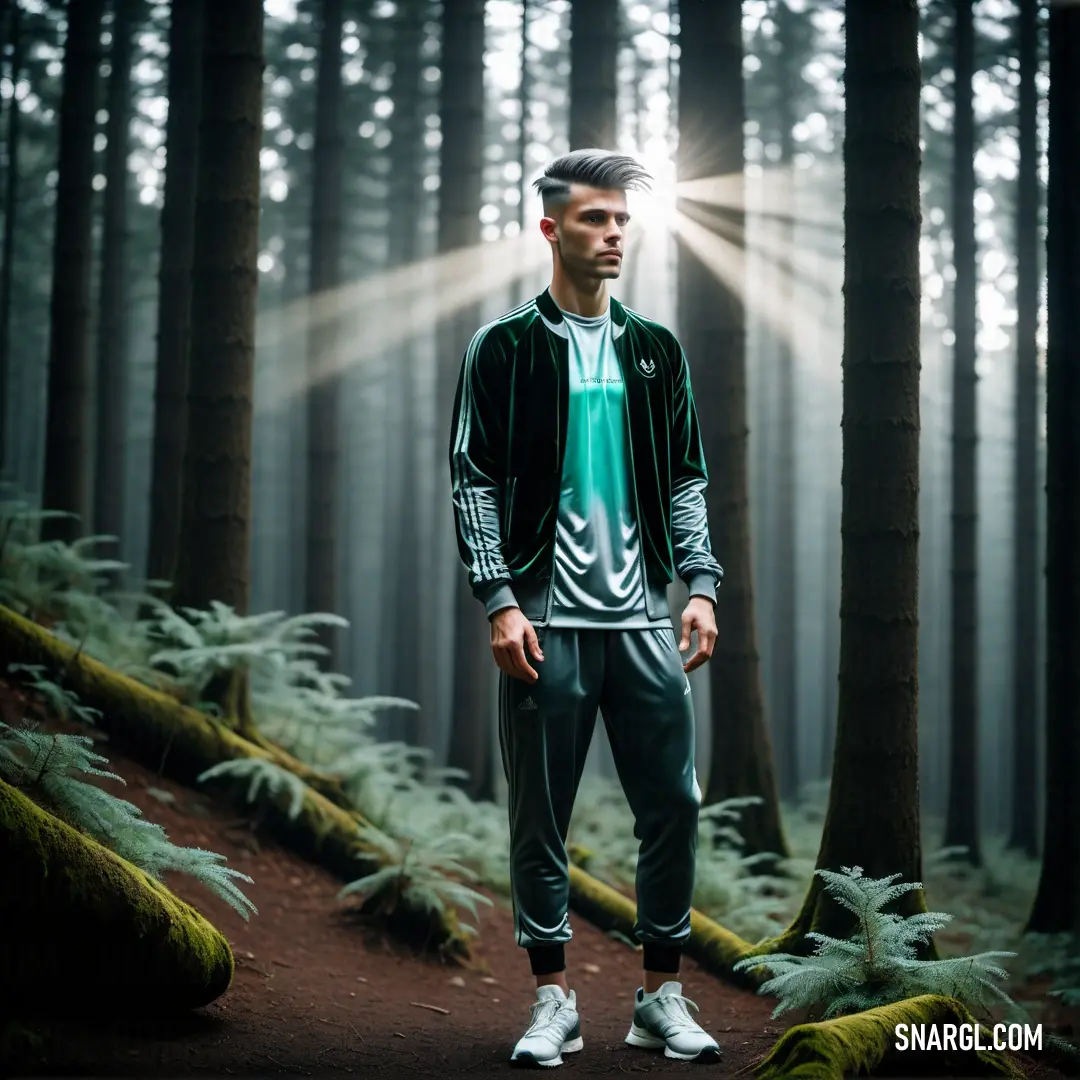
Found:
[542,185,630,281]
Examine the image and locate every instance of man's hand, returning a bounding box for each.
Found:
[678,596,717,673]
[490,606,544,682]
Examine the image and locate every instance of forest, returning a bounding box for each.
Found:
[0,0,1078,1076]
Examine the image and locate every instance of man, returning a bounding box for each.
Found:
[448,149,723,1067]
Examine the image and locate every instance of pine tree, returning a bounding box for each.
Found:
[172,0,264,733]
[773,0,925,945]
[41,0,106,541]
[677,0,788,860]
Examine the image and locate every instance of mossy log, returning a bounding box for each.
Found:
[0,778,234,1014]
[0,604,473,960]
[1,605,351,811]
[754,995,1024,1079]
[566,845,762,988]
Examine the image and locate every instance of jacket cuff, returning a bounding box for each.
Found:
[476,580,520,620]
[685,572,717,605]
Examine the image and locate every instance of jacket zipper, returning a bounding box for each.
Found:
[620,364,654,620]
[543,356,563,624]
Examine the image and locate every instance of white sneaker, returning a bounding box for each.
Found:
[510,984,583,1067]
[625,979,722,1061]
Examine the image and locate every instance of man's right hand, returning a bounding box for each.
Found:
[490,607,544,682]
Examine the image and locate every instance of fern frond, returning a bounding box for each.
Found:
[338,865,404,900]
[159,845,257,919]
[0,722,123,786]
[196,758,308,820]
[6,664,103,726]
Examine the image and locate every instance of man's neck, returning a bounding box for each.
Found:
[548,266,609,318]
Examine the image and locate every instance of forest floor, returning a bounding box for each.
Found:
[1,678,1075,1079]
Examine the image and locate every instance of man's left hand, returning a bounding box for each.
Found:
[678,596,717,673]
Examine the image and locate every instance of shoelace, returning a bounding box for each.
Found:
[653,991,702,1030]
[525,998,565,1035]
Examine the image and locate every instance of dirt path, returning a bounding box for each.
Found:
[4,717,787,1077]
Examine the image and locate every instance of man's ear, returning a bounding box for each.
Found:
[539,216,559,244]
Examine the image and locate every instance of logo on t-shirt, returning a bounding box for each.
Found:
[637,356,656,378]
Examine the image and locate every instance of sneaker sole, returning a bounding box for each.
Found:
[625,1023,722,1062]
[511,1036,584,1068]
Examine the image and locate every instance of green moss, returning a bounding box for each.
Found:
[755,995,1024,1079]
[686,907,765,988]
[0,602,473,961]
[0,778,234,1012]
[566,841,593,870]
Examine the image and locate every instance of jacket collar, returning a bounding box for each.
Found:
[535,287,628,339]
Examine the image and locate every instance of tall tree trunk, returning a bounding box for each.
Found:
[304,0,345,668]
[438,0,492,800]
[770,0,798,800]
[92,0,137,547]
[820,484,840,776]
[41,0,106,539]
[146,0,203,589]
[943,0,981,866]
[1026,1,1080,936]
[779,0,924,944]
[1007,0,1039,860]
[0,0,22,478]
[512,0,531,307]
[0,1,10,73]
[381,0,425,744]
[568,0,617,150]
[677,0,787,860]
[172,0,263,733]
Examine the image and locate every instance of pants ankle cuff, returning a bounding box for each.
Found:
[642,943,681,974]
[528,943,566,975]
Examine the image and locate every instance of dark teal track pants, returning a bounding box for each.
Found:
[498,626,701,951]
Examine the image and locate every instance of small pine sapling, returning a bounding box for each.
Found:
[733,866,1018,1020]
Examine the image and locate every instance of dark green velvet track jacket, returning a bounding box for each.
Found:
[448,287,724,625]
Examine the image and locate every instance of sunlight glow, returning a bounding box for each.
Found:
[670,191,842,358]
[255,233,551,411]
[676,169,838,233]
[626,140,678,230]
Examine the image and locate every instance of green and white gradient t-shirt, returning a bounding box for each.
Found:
[549,306,671,629]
